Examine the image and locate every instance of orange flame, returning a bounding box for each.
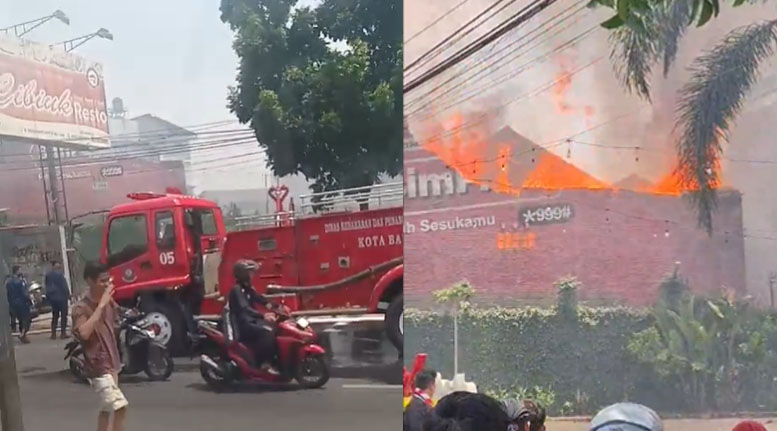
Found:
[522,153,610,191]
[420,112,722,197]
[644,162,723,196]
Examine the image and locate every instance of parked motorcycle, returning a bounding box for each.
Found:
[198,306,330,390]
[27,281,54,315]
[64,308,174,383]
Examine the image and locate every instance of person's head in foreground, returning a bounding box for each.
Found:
[502,398,547,431]
[83,261,111,296]
[731,420,767,431]
[590,402,663,431]
[414,369,437,399]
[424,392,511,431]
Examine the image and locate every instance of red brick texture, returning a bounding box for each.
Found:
[404,145,746,308]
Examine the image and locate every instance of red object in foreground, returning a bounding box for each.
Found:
[198,311,329,389]
[404,353,428,397]
[732,421,767,431]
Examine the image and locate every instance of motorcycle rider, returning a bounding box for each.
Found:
[228,259,280,374]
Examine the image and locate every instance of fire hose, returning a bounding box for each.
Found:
[266,256,403,294]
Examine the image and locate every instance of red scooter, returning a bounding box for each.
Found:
[198,304,330,390]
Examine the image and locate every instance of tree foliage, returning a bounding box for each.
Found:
[593,0,777,233]
[433,280,476,313]
[629,291,777,410]
[220,0,402,192]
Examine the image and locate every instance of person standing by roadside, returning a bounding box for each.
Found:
[5,266,31,343]
[404,369,437,431]
[72,262,128,431]
[5,273,22,333]
[45,260,71,339]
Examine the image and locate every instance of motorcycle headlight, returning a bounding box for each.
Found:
[296,318,310,329]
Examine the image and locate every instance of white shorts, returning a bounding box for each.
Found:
[90,374,129,412]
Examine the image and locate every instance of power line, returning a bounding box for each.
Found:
[404,0,473,45]
[0,133,257,169]
[407,23,598,118]
[404,0,560,94]
[404,0,515,74]
[0,128,255,162]
[0,134,261,173]
[404,2,589,113]
[411,55,607,147]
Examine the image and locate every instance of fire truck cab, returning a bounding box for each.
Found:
[100,184,403,353]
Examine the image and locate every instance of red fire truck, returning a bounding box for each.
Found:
[99,183,404,352]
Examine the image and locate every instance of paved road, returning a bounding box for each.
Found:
[12,335,401,431]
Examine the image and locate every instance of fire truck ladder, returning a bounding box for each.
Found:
[234,182,403,229]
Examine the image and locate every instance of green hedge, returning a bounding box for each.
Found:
[405,306,683,415]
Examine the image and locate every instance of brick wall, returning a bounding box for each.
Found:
[404,145,746,308]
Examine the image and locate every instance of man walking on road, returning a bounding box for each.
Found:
[72,262,128,431]
[45,260,71,339]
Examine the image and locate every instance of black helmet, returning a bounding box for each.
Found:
[233,259,259,284]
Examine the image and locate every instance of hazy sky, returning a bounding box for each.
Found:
[2,0,239,126]
[1,0,317,192]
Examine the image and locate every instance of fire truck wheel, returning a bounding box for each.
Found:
[140,300,186,355]
[385,295,403,351]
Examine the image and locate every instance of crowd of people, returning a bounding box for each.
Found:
[403,369,771,431]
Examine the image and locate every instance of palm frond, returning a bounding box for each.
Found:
[609,18,660,101]
[675,20,777,233]
[658,0,694,76]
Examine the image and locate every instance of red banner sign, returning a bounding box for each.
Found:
[0,35,109,148]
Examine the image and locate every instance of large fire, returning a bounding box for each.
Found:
[522,153,609,191]
[418,113,723,197]
[642,162,723,196]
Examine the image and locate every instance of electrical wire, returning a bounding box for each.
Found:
[405,0,516,74]
[405,0,560,94]
[407,24,598,118]
[404,1,588,112]
[404,0,474,45]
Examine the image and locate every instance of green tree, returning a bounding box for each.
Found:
[433,281,476,375]
[591,0,773,233]
[219,0,402,193]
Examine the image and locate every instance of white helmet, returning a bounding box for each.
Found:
[590,403,663,431]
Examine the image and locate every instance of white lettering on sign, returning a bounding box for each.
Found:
[100,165,124,177]
[324,215,404,234]
[358,234,402,248]
[159,251,175,265]
[405,215,496,234]
[521,204,574,227]
[0,73,108,127]
[38,171,91,181]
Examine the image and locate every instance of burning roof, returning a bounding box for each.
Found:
[417,119,722,198]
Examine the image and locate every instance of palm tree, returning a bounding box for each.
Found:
[598,0,776,233]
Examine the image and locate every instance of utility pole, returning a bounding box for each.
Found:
[769,272,776,310]
[45,145,62,225]
[0,268,24,430]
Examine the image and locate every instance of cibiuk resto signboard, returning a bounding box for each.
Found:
[0,34,109,148]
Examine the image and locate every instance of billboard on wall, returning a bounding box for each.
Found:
[0,35,110,148]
